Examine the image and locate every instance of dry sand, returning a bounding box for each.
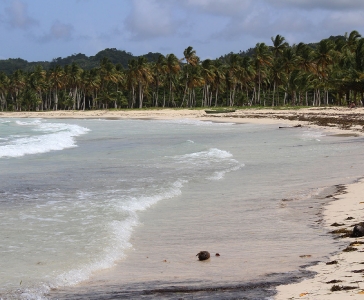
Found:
[2,106,364,299]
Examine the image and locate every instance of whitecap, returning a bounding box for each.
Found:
[0,120,90,158]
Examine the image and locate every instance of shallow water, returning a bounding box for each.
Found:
[0,118,363,299]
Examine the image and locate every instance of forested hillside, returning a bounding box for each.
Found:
[0,48,162,75]
[0,31,363,111]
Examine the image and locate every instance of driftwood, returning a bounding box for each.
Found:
[279,124,302,129]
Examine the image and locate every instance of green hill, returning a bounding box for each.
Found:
[0,48,163,75]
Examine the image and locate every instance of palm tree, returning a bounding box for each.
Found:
[48,65,65,110]
[9,70,26,111]
[226,54,242,106]
[295,43,314,73]
[271,35,288,106]
[185,65,204,107]
[67,62,82,110]
[29,65,46,110]
[201,59,215,107]
[0,72,9,111]
[151,55,166,107]
[313,39,334,105]
[270,59,284,106]
[280,48,297,105]
[181,46,198,106]
[81,68,100,110]
[126,59,138,108]
[271,34,288,58]
[135,57,152,108]
[98,58,119,108]
[253,43,272,105]
[165,54,180,107]
[211,60,225,107]
[344,30,361,53]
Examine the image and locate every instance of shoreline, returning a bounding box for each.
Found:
[275,178,364,299]
[1,106,364,135]
[3,107,364,299]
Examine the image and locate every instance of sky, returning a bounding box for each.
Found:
[1,0,364,62]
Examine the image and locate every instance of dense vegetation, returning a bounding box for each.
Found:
[0,48,162,75]
[1,31,364,111]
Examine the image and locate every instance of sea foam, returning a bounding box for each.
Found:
[0,120,90,158]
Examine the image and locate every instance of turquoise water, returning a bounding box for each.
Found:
[0,118,363,299]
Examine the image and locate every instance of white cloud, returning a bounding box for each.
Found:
[4,0,38,29]
[38,21,74,43]
[183,0,252,16]
[125,0,176,39]
[264,0,364,11]
[321,11,364,33]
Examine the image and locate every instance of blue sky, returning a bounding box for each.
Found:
[1,0,364,62]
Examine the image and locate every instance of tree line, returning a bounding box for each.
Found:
[1,30,364,111]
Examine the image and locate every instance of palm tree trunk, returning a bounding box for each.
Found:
[215,88,219,107]
[272,82,276,107]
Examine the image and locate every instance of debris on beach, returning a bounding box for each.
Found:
[330,222,345,227]
[329,227,352,238]
[351,269,364,273]
[215,253,220,256]
[326,279,342,284]
[349,241,364,246]
[326,260,338,265]
[352,222,364,237]
[196,251,210,261]
[343,246,358,252]
[330,285,357,292]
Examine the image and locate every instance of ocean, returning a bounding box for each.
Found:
[0,117,363,300]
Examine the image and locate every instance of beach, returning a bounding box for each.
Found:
[1,106,364,134]
[1,107,364,299]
